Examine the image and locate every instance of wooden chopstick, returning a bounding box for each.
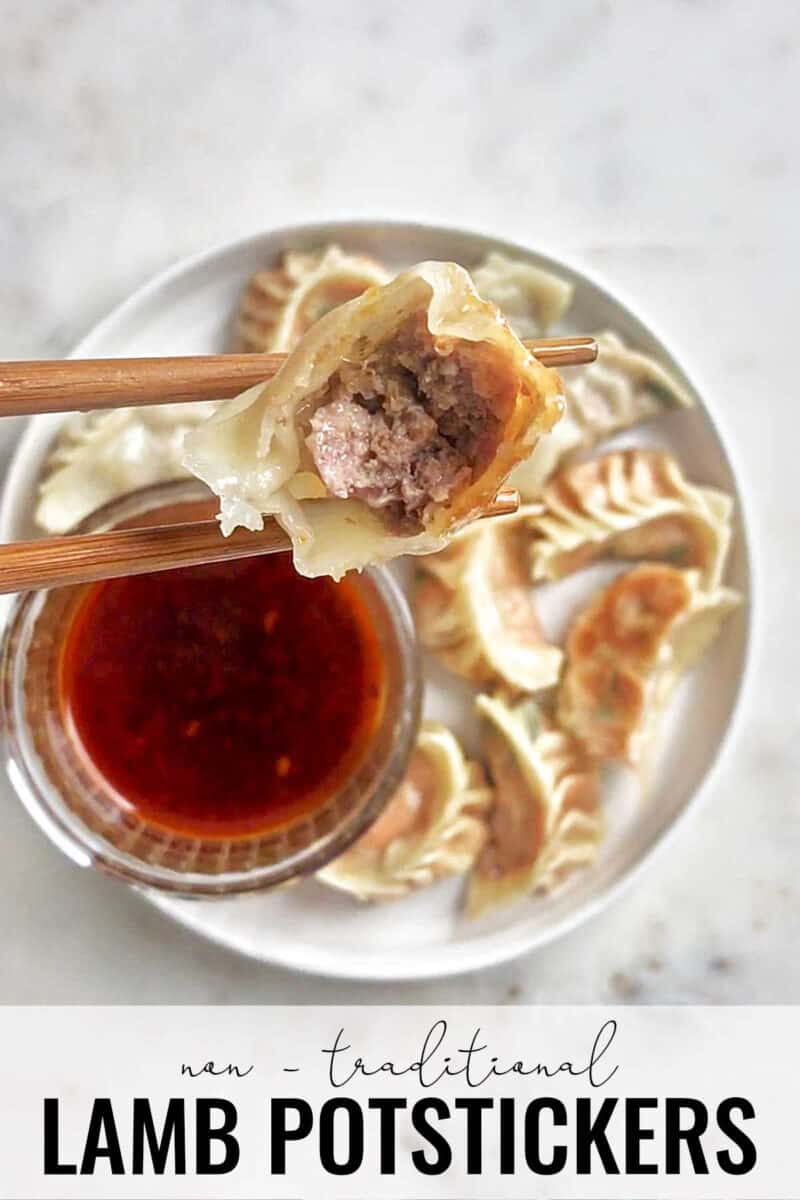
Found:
[0,517,289,594]
[0,337,597,418]
[0,490,523,595]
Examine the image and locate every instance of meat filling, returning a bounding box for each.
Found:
[305,316,515,531]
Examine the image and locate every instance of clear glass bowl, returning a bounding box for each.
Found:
[0,481,422,896]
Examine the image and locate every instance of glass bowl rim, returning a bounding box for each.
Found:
[0,480,423,896]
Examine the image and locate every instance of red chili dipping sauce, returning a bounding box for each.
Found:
[58,542,386,840]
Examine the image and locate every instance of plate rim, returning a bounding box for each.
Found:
[0,218,757,981]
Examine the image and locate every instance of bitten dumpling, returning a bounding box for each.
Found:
[35,402,218,534]
[529,449,733,587]
[184,262,565,578]
[317,723,492,900]
[234,245,392,353]
[471,251,574,338]
[558,564,740,765]
[510,330,694,498]
[413,509,562,693]
[466,695,603,918]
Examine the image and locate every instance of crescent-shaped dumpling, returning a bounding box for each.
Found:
[234,245,392,353]
[471,251,574,337]
[509,330,694,499]
[557,564,740,765]
[529,449,733,587]
[184,262,565,578]
[317,723,492,900]
[413,509,563,692]
[466,694,603,918]
[35,402,218,534]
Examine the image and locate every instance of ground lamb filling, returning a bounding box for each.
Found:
[305,316,515,531]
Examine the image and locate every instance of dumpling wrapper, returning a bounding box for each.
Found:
[317,722,492,900]
[35,402,218,534]
[509,330,695,499]
[529,449,733,588]
[466,695,603,918]
[558,564,740,766]
[234,244,392,353]
[413,508,562,692]
[184,261,565,579]
[471,251,574,338]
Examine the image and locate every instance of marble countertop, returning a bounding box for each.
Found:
[0,0,796,1004]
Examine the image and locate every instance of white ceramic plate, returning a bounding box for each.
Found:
[0,221,752,980]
